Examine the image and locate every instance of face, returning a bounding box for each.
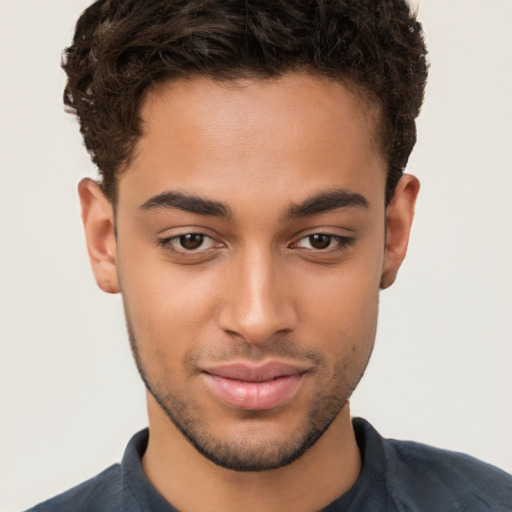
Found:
[80,73,418,471]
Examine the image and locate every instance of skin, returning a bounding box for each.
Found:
[79,73,419,512]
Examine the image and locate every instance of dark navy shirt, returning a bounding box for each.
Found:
[26,418,512,511]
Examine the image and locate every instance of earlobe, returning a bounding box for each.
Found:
[380,174,420,289]
[78,178,120,294]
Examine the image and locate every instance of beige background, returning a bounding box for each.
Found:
[1,0,511,510]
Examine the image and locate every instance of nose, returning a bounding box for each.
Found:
[218,246,298,344]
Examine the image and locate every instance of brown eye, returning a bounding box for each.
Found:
[159,232,220,254]
[308,234,332,249]
[295,233,354,252]
[179,234,205,250]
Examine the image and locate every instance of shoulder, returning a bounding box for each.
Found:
[385,437,512,511]
[351,418,512,511]
[24,463,139,512]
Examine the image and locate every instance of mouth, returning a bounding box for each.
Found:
[201,361,309,410]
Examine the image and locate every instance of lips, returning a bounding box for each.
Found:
[201,361,308,410]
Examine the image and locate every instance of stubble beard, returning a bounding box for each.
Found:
[125,316,374,472]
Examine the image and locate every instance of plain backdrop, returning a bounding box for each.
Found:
[1,0,511,510]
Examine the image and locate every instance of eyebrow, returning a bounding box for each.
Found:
[139,187,368,219]
[283,188,369,219]
[140,191,232,218]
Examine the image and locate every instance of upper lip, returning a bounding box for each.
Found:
[202,361,310,382]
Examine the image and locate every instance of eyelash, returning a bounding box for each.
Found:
[158,232,218,255]
[157,232,354,255]
[293,233,355,252]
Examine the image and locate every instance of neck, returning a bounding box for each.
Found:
[142,393,361,512]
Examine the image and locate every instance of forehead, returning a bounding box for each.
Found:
[119,73,386,211]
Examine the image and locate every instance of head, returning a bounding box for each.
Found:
[64,0,426,206]
[66,0,427,471]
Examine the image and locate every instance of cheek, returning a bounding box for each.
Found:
[306,272,379,340]
[306,279,379,388]
[117,242,221,359]
[296,245,383,363]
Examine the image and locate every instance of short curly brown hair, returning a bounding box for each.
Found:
[62,0,427,205]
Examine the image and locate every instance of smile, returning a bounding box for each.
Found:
[201,361,309,410]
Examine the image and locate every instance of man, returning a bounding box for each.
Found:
[25,0,511,511]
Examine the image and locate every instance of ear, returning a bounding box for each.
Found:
[380,174,420,289]
[78,178,120,294]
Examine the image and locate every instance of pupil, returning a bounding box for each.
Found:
[180,234,204,250]
[310,234,331,249]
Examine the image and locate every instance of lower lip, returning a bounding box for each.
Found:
[202,373,304,410]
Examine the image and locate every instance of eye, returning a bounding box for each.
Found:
[177,233,208,250]
[159,233,218,253]
[295,233,353,251]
